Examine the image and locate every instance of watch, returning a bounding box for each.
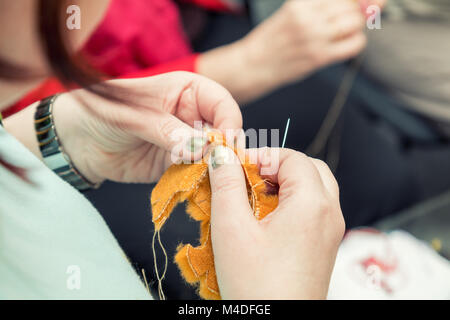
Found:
[34,95,101,191]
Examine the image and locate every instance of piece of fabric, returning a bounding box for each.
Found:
[151,132,279,299]
[0,126,152,299]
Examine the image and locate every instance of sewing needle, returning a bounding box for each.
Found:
[282,118,291,148]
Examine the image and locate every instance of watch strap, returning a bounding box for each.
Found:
[34,95,100,191]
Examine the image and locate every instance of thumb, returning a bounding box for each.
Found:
[208,146,254,226]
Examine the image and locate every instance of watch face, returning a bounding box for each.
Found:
[248,0,285,25]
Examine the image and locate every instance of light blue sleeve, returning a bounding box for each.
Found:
[0,127,152,300]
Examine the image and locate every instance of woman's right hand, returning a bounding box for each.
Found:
[208,147,345,299]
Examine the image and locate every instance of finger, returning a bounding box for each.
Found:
[274,150,325,203]
[186,75,243,131]
[359,0,387,14]
[138,109,208,163]
[328,12,366,41]
[322,0,361,20]
[243,147,282,183]
[258,149,329,227]
[209,145,255,227]
[243,148,325,201]
[310,158,340,199]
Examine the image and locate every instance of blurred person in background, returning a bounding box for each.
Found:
[0,0,346,299]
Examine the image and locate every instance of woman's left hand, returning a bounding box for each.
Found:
[52,72,243,185]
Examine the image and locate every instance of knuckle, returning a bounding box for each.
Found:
[312,159,334,177]
[312,158,328,169]
[157,118,180,142]
[283,151,316,175]
[290,150,311,164]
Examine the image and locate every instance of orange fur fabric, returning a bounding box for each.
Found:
[151,134,279,300]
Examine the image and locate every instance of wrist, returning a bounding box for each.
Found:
[235,37,279,95]
[236,28,290,99]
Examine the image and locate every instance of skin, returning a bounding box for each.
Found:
[1,0,345,299]
[0,0,111,106]
[209,147,344,299]
[198,0,386,104]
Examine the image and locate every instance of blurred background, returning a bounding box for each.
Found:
[5,0,450,299]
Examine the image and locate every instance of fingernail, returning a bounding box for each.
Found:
[210,145,230,170]
[186,136,207,153]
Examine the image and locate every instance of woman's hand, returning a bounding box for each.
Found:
[52,72,243,184]
[208,147,345,299]
[198,0,378,103]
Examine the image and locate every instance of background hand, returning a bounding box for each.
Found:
[198,0,375,103]
[241,0,368,87]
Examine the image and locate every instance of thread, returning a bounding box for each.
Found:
[306,54,365,157]
[152,228,168,300]
[141,268,151,295]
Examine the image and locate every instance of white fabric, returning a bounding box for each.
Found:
[0,126,152,300]
[328,230,450,300]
